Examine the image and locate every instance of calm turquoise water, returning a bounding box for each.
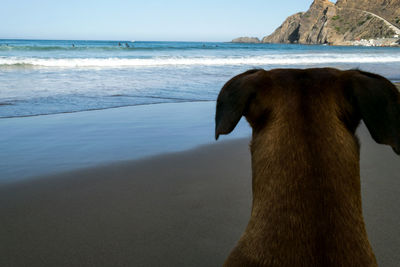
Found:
[1,39,400,118]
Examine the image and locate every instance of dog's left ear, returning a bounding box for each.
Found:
[215,70,262,140]
[351,70,400,155]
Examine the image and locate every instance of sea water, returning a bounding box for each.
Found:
[1,39,400,118]
[1,39,400,181]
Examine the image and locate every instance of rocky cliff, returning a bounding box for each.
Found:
[262,0,400,45]
[336,0,400,27]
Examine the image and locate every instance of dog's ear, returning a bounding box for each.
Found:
[351,70,400,154]
[215,69,262,140]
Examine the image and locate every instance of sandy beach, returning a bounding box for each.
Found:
[0,102,399,267]
[0,138,252,267]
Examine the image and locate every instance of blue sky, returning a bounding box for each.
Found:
[0,1,333,41]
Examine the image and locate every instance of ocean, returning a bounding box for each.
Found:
[1,39,400,118]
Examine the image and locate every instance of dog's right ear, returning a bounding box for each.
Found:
[215,69,261,140]
[350,70,400,154]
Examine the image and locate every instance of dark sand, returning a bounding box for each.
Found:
[0,124,399,267]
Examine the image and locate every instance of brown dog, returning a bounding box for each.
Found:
[215,68,400,267]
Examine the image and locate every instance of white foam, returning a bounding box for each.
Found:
[1,54,400,68]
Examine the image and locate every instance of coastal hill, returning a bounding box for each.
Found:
[235,0,400,46]
[231,37,261,43]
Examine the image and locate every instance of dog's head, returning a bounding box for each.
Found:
[215,68,400,155]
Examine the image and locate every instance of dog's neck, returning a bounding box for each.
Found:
[241,116,376,265]
[250,117,362,214]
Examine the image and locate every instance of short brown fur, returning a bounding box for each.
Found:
[215,68,400,267]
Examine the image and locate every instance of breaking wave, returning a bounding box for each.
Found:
[2,54,400,68]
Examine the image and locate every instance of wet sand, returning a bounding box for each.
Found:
[0,121,399,267]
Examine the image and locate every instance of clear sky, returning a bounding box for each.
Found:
[0,1,334,41]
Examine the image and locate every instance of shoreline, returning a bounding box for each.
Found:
[0,101,251,184]
[2,82,399,121]
[1,82,399,184]
[0,99,214,120]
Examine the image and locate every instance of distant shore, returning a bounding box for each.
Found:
[340,37,400,47]
[231,37,400,47]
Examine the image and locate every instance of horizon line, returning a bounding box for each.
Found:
[0,37,236,43]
